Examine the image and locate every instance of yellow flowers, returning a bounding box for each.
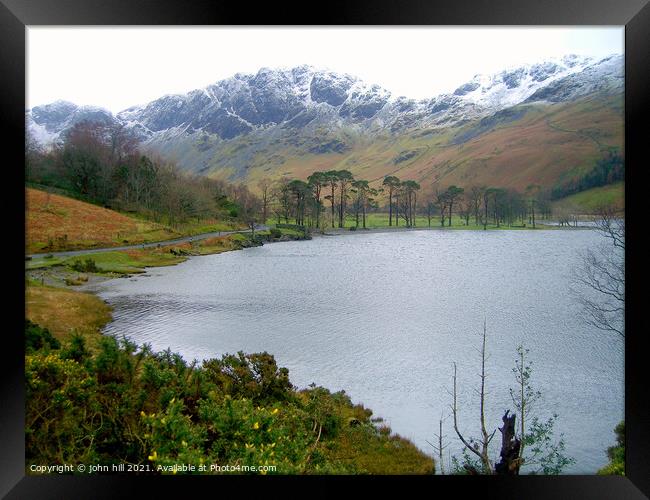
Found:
[253,421,260,430]
[271,408,279,415]
[148,450,158,461]
[245,443,254,449]
[140,411,146,417]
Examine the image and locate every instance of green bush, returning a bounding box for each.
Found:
[598,421,624,475]
[70,258,99,273]
[202,351,293,405]
[25,320,60,352]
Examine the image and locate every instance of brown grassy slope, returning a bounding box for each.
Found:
[26,283,112,349]
[26,188,178,253]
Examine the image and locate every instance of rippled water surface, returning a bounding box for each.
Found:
[93,229,624,473]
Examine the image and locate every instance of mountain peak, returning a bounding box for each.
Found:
[27,54,623,154]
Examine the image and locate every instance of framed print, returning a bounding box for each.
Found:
[2,0,648,498]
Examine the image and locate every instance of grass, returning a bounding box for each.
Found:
[66,249,188,274]
[552,181,624,213]
[27,232,267,278]
[26,188,243,254]
[324,424,435,474]
[26,188,180,253]
[276,213,555,231]
[293,392,434,474]
[26,255,67,270]
[194,235,247,256]
[25,281,112,351]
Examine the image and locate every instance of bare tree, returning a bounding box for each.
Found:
[571,206,625,338]
[469,186,484,226]
[448,324,572,475]
[451,320,497,474]
[427,415,449,475]
[257,178,272,225]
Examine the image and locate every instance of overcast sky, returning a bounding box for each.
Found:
[27,26,623,113]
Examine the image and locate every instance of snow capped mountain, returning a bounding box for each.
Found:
[26,54,623,183]
[27,100,117,145]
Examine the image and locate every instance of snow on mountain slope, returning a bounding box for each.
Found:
[27,100,117,145]
[26,54,623,161]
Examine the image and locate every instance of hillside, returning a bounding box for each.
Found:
[26,188,180,253]
[202,94,623,194]
[552,181,624,213]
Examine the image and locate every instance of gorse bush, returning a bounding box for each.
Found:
[25,320,60,353]
[598,421,624,475]
[24,321,434,474]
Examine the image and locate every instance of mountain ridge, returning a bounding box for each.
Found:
[27,54,624,193]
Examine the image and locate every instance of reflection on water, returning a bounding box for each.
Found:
[92,229,624,473]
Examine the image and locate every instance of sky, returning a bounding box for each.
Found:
[27,26,624,113]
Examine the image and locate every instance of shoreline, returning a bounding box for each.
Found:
[311,222,579,237]
[26,229,308,290]
[27,222,587,290]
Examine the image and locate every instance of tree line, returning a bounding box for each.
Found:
[26,121,260,228]
[550,149,624,200]
[256,169,554,230]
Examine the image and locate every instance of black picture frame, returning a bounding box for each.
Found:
[2,1,648,498]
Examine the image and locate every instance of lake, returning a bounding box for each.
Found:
[91,228,624,473]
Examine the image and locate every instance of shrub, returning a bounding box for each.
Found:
[25,320,60,352]
[202,351,293,405]
[60,332,90,363]
[70,258,99,273]
[25,351,97,463]
[598,421,625,475]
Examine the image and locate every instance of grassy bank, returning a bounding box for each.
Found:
[26,228,306,280]
[26,188,243,254]
[26,281,112,352]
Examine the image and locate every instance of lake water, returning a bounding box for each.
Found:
[91,228,624,474]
